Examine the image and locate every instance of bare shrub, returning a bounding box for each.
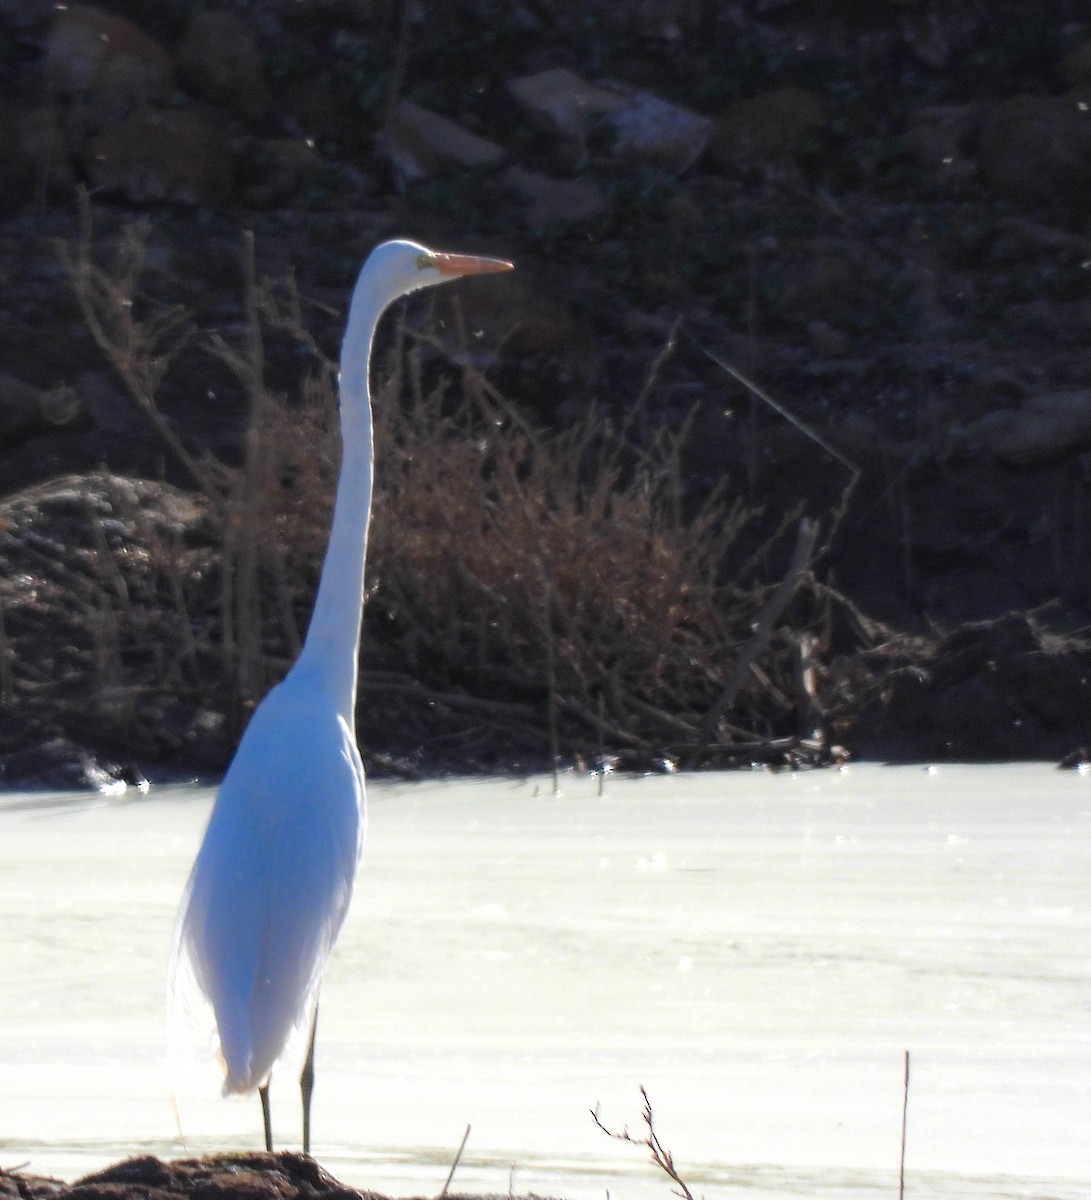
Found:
[204,232,327,718]
[52,206,339,738]
[56,189,210,492]
[365,326,770,764]
[7,200,869,770]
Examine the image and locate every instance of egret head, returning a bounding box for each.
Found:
[365,238,514,305]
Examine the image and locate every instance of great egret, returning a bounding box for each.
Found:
[168,239,514,1153]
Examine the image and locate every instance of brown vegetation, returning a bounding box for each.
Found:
[0,204,887,777]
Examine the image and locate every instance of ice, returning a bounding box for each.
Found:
[0,764,1089,1199]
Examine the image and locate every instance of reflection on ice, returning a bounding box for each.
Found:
[0,764,1089,1200]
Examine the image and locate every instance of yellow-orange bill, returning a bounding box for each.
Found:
[431,251,514,276]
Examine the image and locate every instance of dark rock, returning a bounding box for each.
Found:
[904,102,984,185]
[377,100,505,185]
[0,736,147,791]
[240,139,328,209]
[876,614,1091,761]
[709,87,826,169]
[977,94,1091,205]
[507,67,625,143]
[84,108,236,206]
[0,374,80,442]
[1056,40,1091,88]
[48,1154,390,1200]
[46,5,173,121]
[609,90,711,172]
[178,12,269,118]
[1059,745,1090,768]
[958,390,1091,466]
[505,166,608,225]
[0,106,76,213]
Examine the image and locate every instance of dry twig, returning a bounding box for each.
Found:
[56,189,209,492]
[690,515,820,764]
[592,1087,695,1200]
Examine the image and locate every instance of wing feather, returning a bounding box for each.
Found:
[168,682,365,1097]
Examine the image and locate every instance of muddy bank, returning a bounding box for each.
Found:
[2,1153,439,1200]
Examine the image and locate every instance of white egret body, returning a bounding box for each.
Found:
[169,239,513,1151]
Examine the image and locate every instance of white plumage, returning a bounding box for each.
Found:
[168,239,513,1151]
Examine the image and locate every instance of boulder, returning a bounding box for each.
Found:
[178,11,268,118]
[284,76,355,148]
[0,105,76,213]
[0,374,80,443]
[777,240,884,321]
[84,108,236,205]
[710,86,826,169]
[635,0,702,39]
[46,4,173,120]
[505,166,608,225]
[17,107,77,198]
[377,100,504,185]
[0,736,147,792]
[508,68,710,171]
[923,566,1026,626]
[1056,40,1091,88]
[882,613,1091,761]
[240,138,328,208]
[508,67,626,143]
[609,89,711,172]
[904,102,984,185]
[899,7,951,69]
[960,390,1091,466]
[976,94,1091,204]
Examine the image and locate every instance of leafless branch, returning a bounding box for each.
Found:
[592,1087,695,1200]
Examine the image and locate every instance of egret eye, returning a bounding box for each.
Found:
[416,253,434,270]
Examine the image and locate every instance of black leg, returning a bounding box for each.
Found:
[300,1003,319,1155]
[259,1082,272,1152]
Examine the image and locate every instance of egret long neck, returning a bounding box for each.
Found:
[295,278,382,718]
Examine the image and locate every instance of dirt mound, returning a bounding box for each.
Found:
[858,612,1091,761]
[3,1154,395,1200]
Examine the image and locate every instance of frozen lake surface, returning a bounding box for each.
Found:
[1,763,1089,1199]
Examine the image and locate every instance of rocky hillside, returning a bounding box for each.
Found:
[2,0,1091,782]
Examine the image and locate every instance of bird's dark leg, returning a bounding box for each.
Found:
[300,1003,319,1155]
[259,1083,273,1152]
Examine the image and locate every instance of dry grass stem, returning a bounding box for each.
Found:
[439,1123,471,1198]
[900,1049,910,1200]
